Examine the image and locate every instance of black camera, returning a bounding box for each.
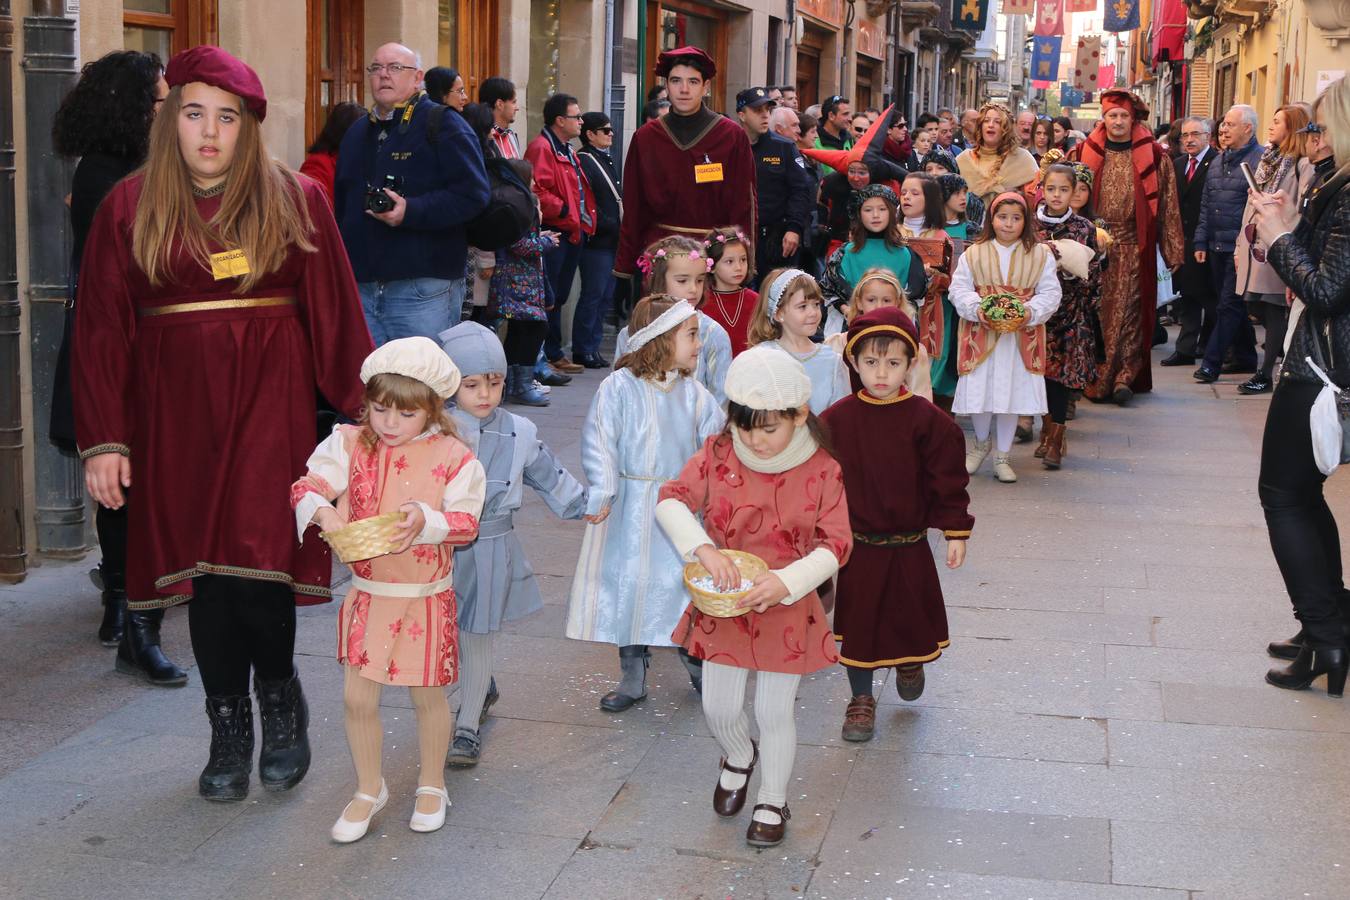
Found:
[365,174,403,214]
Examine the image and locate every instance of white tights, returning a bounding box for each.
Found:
[970,412,1019,453]
[701,660,800,826]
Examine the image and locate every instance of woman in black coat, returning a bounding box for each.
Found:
[51,50,182,682]
[1251,79,1350,696]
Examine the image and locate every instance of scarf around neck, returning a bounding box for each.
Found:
[731,423,818,474]
[1254,144,1294,193]
[1075,121,1164,245]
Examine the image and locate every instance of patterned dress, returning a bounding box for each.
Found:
[291,425,486,687]
[1035,210,1102,390]
[659,435,853,675]
[491,230,552,321]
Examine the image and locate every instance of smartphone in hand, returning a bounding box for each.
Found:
[1239,161,1259,193]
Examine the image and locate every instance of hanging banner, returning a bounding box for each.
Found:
[1104,0,1139,32]
[953,0,991,32]
[1002,0,1035,16]
[1060,84,1086,107]
[1034,0,1065,36]
[1031,35,1063,83]
[1099,63,1117,89]
[1073,35,1102,92]
[1065,0,1095,11]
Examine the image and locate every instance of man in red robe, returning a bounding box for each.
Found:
[613,47,757,291]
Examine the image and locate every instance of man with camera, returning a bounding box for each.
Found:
[335,42,490,344]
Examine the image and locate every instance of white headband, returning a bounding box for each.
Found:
[626,300,697,353]
[767,269,810,318]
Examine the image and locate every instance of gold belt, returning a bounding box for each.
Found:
[852,530,926,546]
[138,295,297,318]
[655,223,711,235]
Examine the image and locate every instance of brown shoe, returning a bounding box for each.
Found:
[1042,422,1066,470]
[895,664,926,701]
[1033,422,1052,459]
[841,694,876,742]
[551,357,584,374]
[712,740,758,818]
[745,803,790,848]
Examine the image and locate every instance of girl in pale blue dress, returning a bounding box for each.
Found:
[748,268,850,414]
[567,296,725,711]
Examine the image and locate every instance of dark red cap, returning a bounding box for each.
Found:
[166,46,267,121]
[845,306,919,359]
[656,46,716,80]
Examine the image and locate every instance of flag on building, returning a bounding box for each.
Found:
[1064,0,1095,11]
[1073,35,1102,91]
[1034,0,1065,36]
[952,0,990,32]
[1099,63,1117,89]
[1002,0,1035,16]
[1060,84,1086,107]
[1104,0,1139,31]
[1031,35,1063,82]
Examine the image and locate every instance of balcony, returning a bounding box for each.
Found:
[1214,0,1273,25]
[900,0,942,30]
[1186,0,1217,18]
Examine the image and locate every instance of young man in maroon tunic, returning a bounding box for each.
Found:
[821,307,973,742]
[74,47,373,801]
[613,46,757,297]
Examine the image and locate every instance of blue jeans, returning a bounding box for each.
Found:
[574,244,616,357]
[543,238,583,362]
[1200,251,1258,372]
[359,277,464,346]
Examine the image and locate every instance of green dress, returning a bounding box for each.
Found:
[928,223,976,397]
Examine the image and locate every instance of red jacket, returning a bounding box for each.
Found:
[298,151,337,207]
[524,130,597,244]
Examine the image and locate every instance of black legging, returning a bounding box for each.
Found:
[503,318,547,367]
[1255,304,1289,381]
[188,574,297,696]
[1258,379,1350,648]
[95,503,128,591]
[846,665,874,697]
[1046,379,1071,425]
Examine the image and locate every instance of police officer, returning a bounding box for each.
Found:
[737,87,814,286]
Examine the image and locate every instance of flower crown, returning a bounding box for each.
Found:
[637,245,714,277]
[702,230,750,250]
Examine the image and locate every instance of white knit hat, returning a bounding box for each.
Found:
[723,346,812,410]
[359,336,462,399]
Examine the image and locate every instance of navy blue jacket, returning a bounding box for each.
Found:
[1194,136,1262,254]
[335,96,490,282]
[752,132,815,236]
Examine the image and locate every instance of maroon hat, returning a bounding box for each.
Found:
[845,306,919,359]
[656,46,716,80]
[165,46,267,121]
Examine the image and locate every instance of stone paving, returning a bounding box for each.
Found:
[3,333,1350,899]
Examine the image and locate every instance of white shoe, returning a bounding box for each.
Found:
[330,780,388,844]
[531,379,551,395]
[993,454,1018,483]
[409,785,451,833]
[965,438,991,475]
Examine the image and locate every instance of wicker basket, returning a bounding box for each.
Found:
[980,293,1028,334]
[682,550,769,618]
[321,511,404,563]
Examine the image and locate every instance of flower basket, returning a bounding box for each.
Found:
[979,292,1028,334]
[321,511,404,563]
[682,550,769,619]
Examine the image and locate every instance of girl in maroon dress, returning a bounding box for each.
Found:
[701,226,757,356]
[656,347,852,849]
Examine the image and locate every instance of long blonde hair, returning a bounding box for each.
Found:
[1314,78,1350,167]
[132,85,316,291]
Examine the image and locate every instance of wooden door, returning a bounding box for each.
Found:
[306,0,365,147]
[797,49,821,108]
[456,0,499,99]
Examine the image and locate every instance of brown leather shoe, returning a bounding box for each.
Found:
[1033,423,1052,459]
[551,357,584,374]
[712,740,758,817]
[895,664,926,701]
[745,803,791,848]
[1042,422,1066,470]
[841,694,876,742]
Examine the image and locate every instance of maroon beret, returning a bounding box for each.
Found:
[165,46,267,122]
[656,46,716,80]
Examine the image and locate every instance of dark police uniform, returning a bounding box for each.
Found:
[751,131,814,279]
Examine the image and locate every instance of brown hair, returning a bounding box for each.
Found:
[703,226,754,288]
[748,268,824,346]
[848,191,904,251]
[1275,103,1313,159]
[847,331,914,363]
[720,401,833,457]
[358,373,458,452]
[132,85,316,292]
[976,194,1039,251]
[639,235,710,296]
[1031,118,1053,151]
[615,295,696,380]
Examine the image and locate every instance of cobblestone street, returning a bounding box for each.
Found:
[3,337,1350,900]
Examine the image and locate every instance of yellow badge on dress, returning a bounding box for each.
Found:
[694,162,724,184]
[209,249,251,281]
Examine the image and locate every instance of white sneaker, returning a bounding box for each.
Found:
[409,785,451,833]
[965,438,991,475]
[993,454,1018,483]
[531,380,551,395]
[331,780,388,844]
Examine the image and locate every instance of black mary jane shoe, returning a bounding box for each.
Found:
[713,741,758,817]
[1266,646,1349,697]
[745,803,791,848]
[1268,629,1306,661]
[1238,374,1272,395]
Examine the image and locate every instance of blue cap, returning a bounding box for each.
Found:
[438,321,507,379]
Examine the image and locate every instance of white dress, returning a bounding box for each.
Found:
[949,241,1061,416]
[758,339,851,414]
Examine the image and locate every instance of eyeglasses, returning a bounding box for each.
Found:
[853,126,867,135]
[595,126,614,134]
[367,63,416,75]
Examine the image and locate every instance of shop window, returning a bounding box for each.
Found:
[305,0,364,146]
[123,0,216,61]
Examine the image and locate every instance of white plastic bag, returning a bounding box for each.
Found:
[1156,247,1177,308]
[1307,356,1347,476]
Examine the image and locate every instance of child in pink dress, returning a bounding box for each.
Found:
[655,347,853,850]
[291,337,486,843]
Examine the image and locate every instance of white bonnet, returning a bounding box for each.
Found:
[359,336,462,399]
[724,346,813,411]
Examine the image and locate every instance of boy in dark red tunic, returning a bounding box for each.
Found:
[820,307,973,742]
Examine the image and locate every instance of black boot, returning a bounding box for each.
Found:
[1266,646,1349,697]
[678,647,703,695]
[1268,629,1305,661]
[254,667,311,791]
[200,695,254,801]
[600,645,650,712]
[116,608,188,686]
[91,566,126,648]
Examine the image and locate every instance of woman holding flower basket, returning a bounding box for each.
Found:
[949,192,1062,483]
